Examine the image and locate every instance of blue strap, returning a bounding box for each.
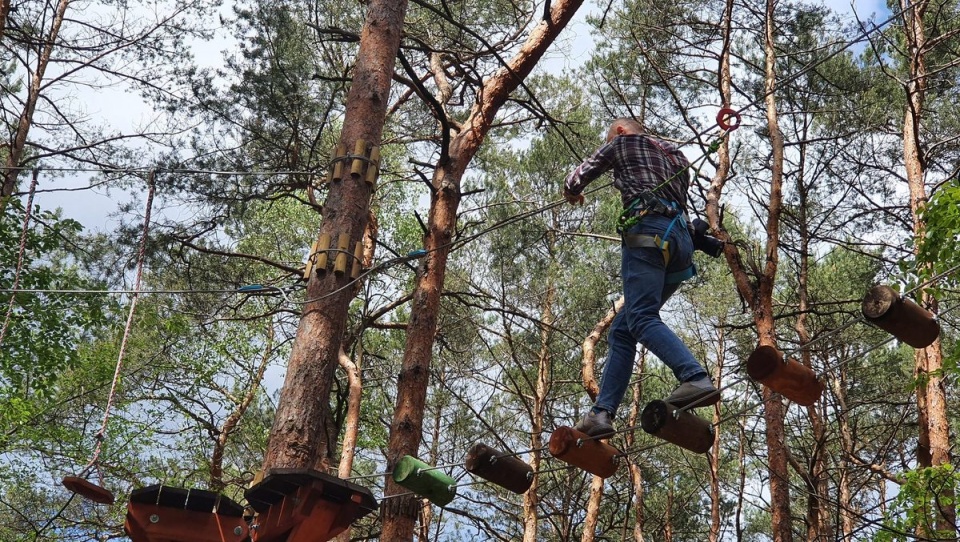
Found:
[658,208,683,252]
[666,263,697,284]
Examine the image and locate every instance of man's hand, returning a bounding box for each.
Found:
[564,189,584,206]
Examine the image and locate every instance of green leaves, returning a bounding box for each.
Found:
[917,179,960,288]
[875,464,960,542]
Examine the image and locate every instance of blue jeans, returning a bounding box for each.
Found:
[593,214,708,416]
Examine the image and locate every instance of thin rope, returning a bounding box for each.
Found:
[0,169,40,348]
[83,171,156,477]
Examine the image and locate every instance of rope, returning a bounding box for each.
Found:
[82,171,156,479]
[0,169,39,348]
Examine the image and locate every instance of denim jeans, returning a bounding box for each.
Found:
[593,213,708,416]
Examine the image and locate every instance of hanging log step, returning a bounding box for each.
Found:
[392,455,457,506]
[62,475,115,505]
[640,400,715,454]
[124,485,247,542]
[464,443,533,494]
[244,468,378,542]
[861,284,940,348]
[548,426,619,478]
[746,345,824,406]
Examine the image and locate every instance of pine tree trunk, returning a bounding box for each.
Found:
[261,0,408,473]
[379,3,584,539]
[709,328,725,542]
[2,0,69,198]
[524,281,556,541]
[901,0,955,534]
[626,355,646,541]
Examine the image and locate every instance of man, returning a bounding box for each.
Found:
[564,118,719,439]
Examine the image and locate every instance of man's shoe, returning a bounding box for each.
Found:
[666,380,720,409]
[574,409,616,439]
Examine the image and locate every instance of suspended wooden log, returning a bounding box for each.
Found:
[244,468,378,542]
[62,475,115,505]
[392,455,457,506]
[464,443,533,494]
[640,400,714,454]
[861,284,940,348]
[124,485,247,542]
[746,345,824,406]
[548,426,619,478]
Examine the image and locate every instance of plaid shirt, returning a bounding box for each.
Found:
[564,134,691,211]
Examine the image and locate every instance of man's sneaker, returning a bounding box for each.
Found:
[574,409,616,439]
[666,379,720,409]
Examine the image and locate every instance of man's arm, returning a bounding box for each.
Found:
[563,141,615,203]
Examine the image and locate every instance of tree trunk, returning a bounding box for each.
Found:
[0,0,11,44]
[760,0,791,536]
[261,0,408,473]
[210,325,273,492]
[581,475,605,542]
[708,327,725,542]
[523,281,557,541]
[794,139,829,541]
[2,0,69,198]
[901,0,955,534]
[379,2,584,539]
[626,354,646,541]
[707,0,791,537]
[582,297,623,401]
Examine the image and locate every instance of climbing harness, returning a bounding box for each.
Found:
[614,109,742,283]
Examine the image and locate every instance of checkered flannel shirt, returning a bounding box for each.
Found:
[564,134,691,211]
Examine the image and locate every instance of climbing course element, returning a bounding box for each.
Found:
[245,468,378,542]
[464,443,534,494]
[124,485,247,542]
[716,108,742,131]
[325,139,381,185]
[65,173,156,506]
[746,345,824,406]
[62,476,115,505]
[392,455,457,506]
[548,426,619,478]
[861,284,940,348]
[640,400,715,454]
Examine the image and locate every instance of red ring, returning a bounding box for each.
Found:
[716,108,742,131]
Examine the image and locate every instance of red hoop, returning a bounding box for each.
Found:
[716,108,742,131]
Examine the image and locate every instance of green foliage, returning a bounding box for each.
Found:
[0,199,115,430]
[917,179,960,287]
[875,464,960,542]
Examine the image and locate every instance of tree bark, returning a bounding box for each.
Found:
[379,2,584,539]
[900,0,954,535]
[626,354,646,541]
[209,325,273,492]
[582,297,623,401]
[261,0,408,473]
[707,0,791,537]
[523,281,557,541]
[2,0,70,198]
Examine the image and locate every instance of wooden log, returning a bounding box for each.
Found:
[861,284,940,348]
[548,426,618,478]
[746,345,824,406]
[640,400,714,454]
[392,455,457,506]
[464,443,533,494]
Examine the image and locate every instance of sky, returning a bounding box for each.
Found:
[35,0,892,233]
